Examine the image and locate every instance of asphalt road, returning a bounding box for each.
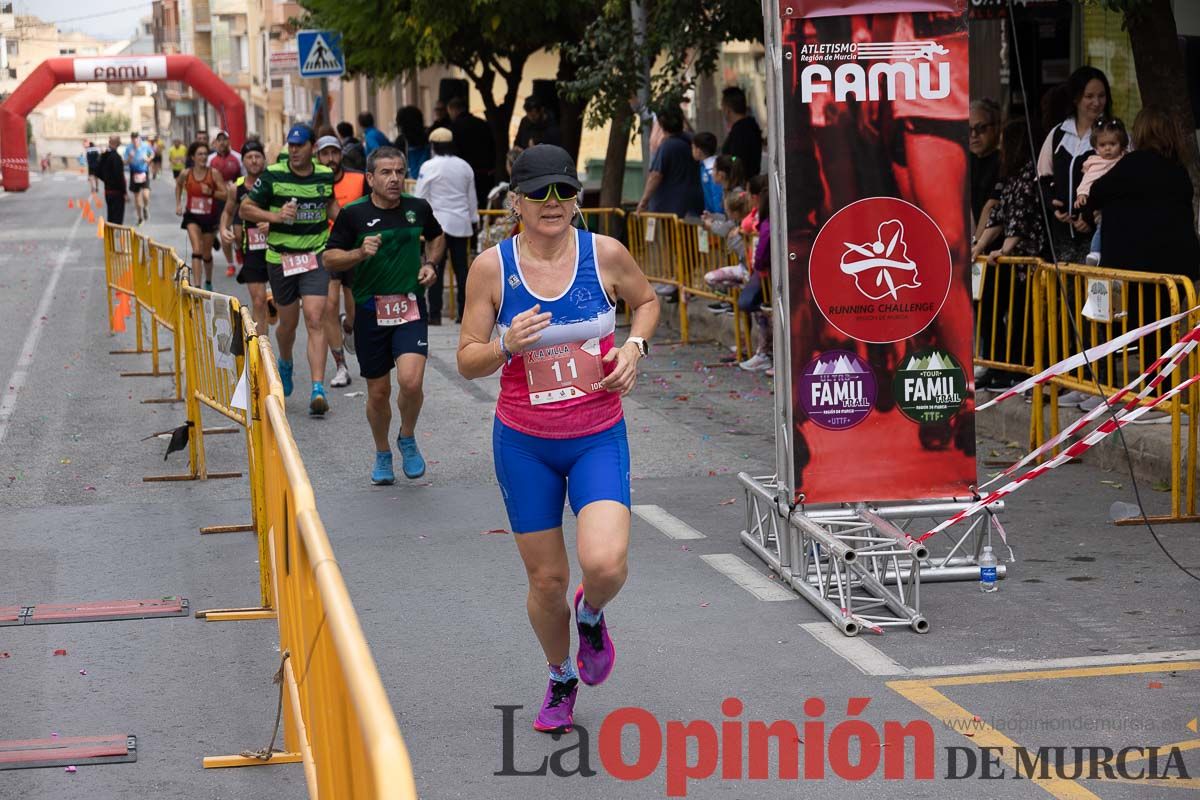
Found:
[0,171,1197,799]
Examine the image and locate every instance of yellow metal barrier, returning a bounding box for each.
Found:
[203,308,419,800]
[581,207,627,240]
[101,224,417,796]
[971,256,1047,448]
[1041,261,1198,523]
[674,217,749,358]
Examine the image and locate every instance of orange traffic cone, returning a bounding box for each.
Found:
[96,218,104,239]
[86,205,95,223]
[68,198,75,209]
[113,294,129,333]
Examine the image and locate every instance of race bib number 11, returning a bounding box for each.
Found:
[524,337,605,405]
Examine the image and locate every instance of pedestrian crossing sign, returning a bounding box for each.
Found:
[297,29,345,78]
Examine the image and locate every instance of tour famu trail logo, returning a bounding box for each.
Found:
[894,348,965,424]
[799,351,876,431]
[840,220,919,302]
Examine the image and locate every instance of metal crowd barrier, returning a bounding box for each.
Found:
[971,256,1046,448]
[203,308,419,799]
[100,222,419,797]
[971,254,1198,524]
[1043,262,1198,523]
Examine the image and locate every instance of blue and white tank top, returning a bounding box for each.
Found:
[495,229,622,438]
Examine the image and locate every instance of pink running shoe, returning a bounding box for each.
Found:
[574,584,615,686]
[533,678,578,733]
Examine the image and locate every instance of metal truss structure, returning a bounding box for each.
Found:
[739,473,1009,636]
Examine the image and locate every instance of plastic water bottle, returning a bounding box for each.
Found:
[979,546,998,593]
[1110,501,1142,522]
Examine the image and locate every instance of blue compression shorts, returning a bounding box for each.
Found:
[492,417,631,533]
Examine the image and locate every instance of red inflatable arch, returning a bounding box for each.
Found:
[0,54,245,192]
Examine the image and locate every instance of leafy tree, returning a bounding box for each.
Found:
[561,0,761,205]
[84,112,130,133]
[298,0,597,175]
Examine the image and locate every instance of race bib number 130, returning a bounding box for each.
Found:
[524,338,605,405]
[280,251,319,277]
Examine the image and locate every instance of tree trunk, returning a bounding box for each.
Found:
[1124,0,1200,217]
[463,51,528,181]
[600,102,632,208]
[554,54,587,162]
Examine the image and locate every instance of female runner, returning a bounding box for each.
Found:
[457,145,659,733]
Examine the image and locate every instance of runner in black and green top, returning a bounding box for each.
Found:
[325,146,446,484]
[240,123,340,415]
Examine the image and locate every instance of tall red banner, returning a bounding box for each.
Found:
[780,0,976,503]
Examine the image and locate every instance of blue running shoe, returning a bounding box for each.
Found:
[397,434,426,479]
[309,382,328,416]
[371,451,395,485]
[278,358,294,397]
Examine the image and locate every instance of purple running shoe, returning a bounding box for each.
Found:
[533,677,578,733]
[574,584,615,686]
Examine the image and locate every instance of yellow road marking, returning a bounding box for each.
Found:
[1109,738,1200,767]
[1094,777,1200,791]
[887,662,1200,800]
[888,660,1200,691]
[888,683,1103,800]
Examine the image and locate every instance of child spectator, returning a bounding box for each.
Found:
[740,189,773,373]
[741,174,767,240]
[713,154,746,196]
[703,190,753,295]
[1074,117,1127,265]
[692,132,723,214]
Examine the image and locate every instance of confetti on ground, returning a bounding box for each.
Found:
[65,766,77,773]
[482,528,510,535]
[344,391,364,397]
[53,649,67,656]
[719,498,736,505]
[700,602,709,608]
[1148,681,1163,689]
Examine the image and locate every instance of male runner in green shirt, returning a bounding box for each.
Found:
[240,123,340,415]
[325,145,445,484]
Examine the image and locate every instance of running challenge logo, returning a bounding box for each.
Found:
[808,197,951,344]
[799,40,950,103]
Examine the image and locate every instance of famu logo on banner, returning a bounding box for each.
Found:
[799,41,950,103]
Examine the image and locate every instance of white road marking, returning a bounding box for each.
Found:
[800,622,911,675]
[801,618,1200,677]
[633,504,707,540]
[907,649,1200,678]
[0,212,83,449]
[701,553,797,601]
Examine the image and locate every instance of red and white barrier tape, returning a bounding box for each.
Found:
[978,305,1198,410]
[980,323,1200,489]
[919,371,1200,541]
